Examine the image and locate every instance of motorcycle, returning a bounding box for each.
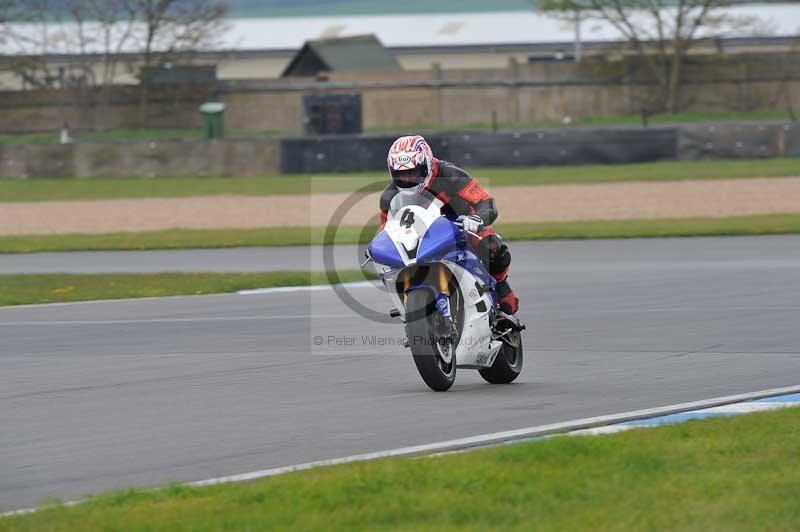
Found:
[362,192,524,391]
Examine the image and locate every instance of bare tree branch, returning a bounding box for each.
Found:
[537,0,764,114]
[122,0,228,125]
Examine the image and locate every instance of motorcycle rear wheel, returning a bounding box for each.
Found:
[405,290,457,392]
[479,330,523,384]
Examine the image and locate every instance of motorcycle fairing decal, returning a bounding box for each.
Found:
[435,294,451,317]
[441,249,496,289]
[368,230,406,269]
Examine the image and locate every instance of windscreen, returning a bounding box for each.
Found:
[388,192,437,218]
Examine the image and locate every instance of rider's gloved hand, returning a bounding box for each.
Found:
[458,215,484,233]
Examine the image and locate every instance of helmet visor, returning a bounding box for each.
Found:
[390,166,425,189]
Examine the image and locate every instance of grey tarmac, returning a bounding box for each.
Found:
[1,236,799,512]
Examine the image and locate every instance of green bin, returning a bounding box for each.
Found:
[200,102,226,139]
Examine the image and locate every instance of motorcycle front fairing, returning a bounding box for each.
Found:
[368,230,405,270]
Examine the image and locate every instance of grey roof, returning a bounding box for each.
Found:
[281,34,401,77]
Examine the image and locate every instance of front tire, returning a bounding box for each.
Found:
[479,330,523,384]
[405,290,456,391]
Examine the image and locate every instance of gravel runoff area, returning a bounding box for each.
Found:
[1,177,799,235]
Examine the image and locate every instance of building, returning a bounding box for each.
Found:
[281,35,401,77]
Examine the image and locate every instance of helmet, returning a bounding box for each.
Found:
[387,135,433,194]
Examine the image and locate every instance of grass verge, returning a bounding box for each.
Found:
[4,406,799,530]
[1,158,799,202]
[0,128,296,144]
[1,214,799,254]
[0,270,373,306]
[368,110,795,132]
[497,214,800,240]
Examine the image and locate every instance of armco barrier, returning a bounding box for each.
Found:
[432,128,678,168]
[678,122,800,160]
[281,128,679,174]
[280,135,390,174]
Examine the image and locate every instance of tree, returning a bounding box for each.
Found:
[78,0,138,88]
[26,1,137,88]
[0,1,11,74]
[1,0,62,89]
[536,0,761,114]
[0,0,11,35]
[124,0,228,123]
[128,0,228,75]
[0,0,24,87]
[3,0,227,127]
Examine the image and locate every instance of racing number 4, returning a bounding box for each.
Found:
[400,209,415,228]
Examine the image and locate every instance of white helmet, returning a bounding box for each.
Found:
[387,135,434,194]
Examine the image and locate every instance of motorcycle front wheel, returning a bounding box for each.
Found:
[405,289,456,392]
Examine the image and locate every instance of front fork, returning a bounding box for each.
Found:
[401,264,455,327]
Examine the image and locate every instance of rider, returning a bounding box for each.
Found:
[380,135,519,316]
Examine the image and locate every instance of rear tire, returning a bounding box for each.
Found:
[479,330,523,384]
[405,290,456,392]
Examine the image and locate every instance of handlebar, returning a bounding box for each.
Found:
[452,220,484,240]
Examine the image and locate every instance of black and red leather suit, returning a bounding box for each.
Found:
[379,158,519,315]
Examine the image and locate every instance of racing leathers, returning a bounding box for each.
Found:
[379,158,519,315]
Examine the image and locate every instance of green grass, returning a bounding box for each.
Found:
[1,158,799,202]
[0,270,374,306]
[573,110,795,125]
[497,214,800,240]
[0,129,296,145]
[367,110,796,132]
[0,174,387,201]
[0,130,201,144]
[0,226,367,253]
[1,214,798,254]
[4,406,799,530]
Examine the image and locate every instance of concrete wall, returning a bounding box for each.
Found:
[2,122,797,179]
[0,138,280,179]
[0,85,211,133]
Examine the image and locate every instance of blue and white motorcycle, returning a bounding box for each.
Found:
[362,192,524,391]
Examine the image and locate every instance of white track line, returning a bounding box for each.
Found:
[0,314,351,327]
[0,281,376,311]
[0,292,236,310]
[237,281,375,295]
[4,384,799,518]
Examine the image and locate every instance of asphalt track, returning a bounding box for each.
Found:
[2,236,800,511]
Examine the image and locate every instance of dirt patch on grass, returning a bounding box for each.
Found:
[1,178,799,235]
